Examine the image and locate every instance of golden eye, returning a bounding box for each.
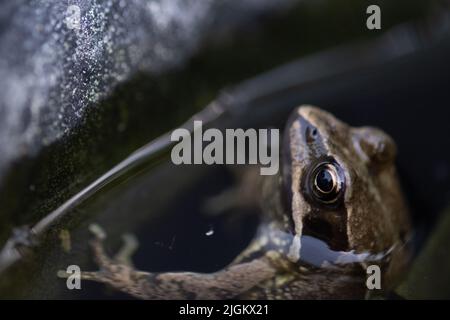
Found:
[311,162,344,204]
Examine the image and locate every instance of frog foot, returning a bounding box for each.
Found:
[57,224,143,285]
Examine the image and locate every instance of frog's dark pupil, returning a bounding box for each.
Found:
[307,161,344,205]
[316,169,334,193]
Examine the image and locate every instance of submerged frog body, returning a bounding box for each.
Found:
[59,105,411,299]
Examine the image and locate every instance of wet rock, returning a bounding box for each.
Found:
[0,0,292,179]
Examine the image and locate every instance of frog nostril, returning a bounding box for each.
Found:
[305,126,319,143]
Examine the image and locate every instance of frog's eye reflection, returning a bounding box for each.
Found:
[310,162,344,205]
[314,166,335,194]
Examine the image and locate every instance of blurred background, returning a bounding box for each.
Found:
[0,0,449,299]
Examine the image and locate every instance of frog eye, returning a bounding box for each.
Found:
[310,161,345,205]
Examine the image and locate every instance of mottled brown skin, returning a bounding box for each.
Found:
[59,105,411,299]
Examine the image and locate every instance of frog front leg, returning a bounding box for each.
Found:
[58,224,276,299]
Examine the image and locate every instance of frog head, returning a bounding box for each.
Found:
[281,105,411,286]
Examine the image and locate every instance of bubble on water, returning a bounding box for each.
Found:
[205,226,214,236]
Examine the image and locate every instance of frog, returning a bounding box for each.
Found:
[58,105,411,299]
